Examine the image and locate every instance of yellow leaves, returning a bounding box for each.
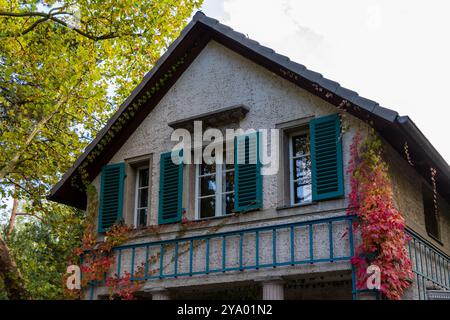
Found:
[1,0,202,203]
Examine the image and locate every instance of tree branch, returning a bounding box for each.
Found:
[6,186,19,238]
[0,11,51,18]
[0,80,82,181]
[18,17,49,36]
[0,10,144,40]
[15,213,43,222]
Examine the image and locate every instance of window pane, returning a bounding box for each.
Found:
[138,188,148,208]
[292,135,309,157]
[224,148,234,169]
[200,197,215,218]
[200,176,216,196]
[137,208,147,227]
[294,182,312,204]
[223,193,234,215]
[293,157,312,183]
[139,168,149,187]
[200,163,216,176]
[224,171,234,192]
[135,167,149,228]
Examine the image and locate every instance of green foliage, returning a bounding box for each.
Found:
[0,0,202,208]
[0,0,202,299]
[6,206,84,299]
[0,275,7,300]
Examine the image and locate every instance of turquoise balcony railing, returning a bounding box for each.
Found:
[406,228,450,300]
[111,215,355,281]
[85,216,450,300]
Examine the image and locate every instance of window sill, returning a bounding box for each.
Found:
[195,209,258,221]
[194,214,234,222]
[276,202,317,211]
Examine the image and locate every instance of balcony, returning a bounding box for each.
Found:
[85,215,450,300]
[111,215,354,281]
[406,228,450,300]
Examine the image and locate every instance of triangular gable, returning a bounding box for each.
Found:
[49,11,450,209]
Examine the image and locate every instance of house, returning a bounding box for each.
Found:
[49,12,450,300]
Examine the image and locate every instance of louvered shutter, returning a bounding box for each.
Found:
[234,131,262,212]
[310,114,344,201]
[98,163,125,232]
[158,150,183,224]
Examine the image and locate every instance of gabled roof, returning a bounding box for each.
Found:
[49,11,450,209]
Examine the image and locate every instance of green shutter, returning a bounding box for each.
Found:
[98,163,125,232]
[158,150,183,224]
[310,114,344,201]
[234,131,262,212]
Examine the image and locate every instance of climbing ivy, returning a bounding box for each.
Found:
[69,185,234,300]
[347,130,413,300]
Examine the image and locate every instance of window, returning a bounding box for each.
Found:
[422,184,440,240]
[134,167,149,227]
[289,132,312,205]
[195,151,235,219]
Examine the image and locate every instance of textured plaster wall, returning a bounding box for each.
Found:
[385,137,450,299]
[92,40,365,226]
[386,141,450,255]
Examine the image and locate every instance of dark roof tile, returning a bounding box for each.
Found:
[316,78,340,93]
[350,96,378,112]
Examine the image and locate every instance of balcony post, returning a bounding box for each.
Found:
[257,277,285,300]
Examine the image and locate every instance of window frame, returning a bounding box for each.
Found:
[288,130,312,206]
[422,183,441,241]
[134,165,150,228]
[194,162,235,220]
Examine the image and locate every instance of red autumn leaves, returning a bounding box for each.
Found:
[347,131,413,300]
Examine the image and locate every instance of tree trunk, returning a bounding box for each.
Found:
[7,188,19,238]
[0,234,28,299]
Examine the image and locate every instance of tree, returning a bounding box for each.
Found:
[6,206,84,299]
[0,231,28,299]
[0,0,202,299]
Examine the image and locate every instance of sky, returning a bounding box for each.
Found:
[200,0,450,164]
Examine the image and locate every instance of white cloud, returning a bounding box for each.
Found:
[201,0,450,164]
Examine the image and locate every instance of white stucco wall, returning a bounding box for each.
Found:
[91,40,366,227]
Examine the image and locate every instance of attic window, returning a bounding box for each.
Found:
[422,184,440,241]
